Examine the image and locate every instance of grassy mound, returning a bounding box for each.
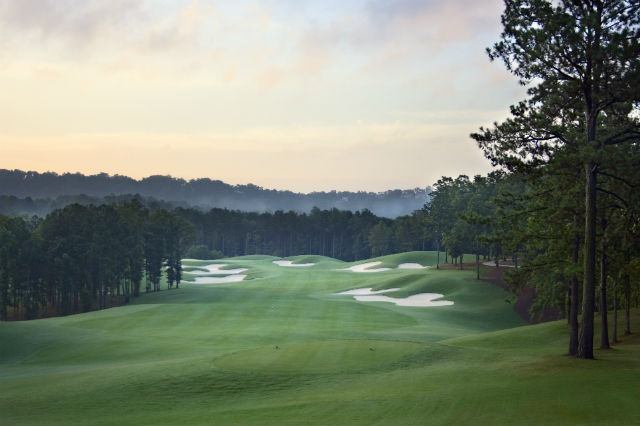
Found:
[285,254,345,266]
[0,252,637,425]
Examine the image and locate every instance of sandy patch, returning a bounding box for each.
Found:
[336,287,400,296]
[190,275,247,284]
[482,261,518,268]
[185,264,247,275]
[353,293,454,307]
[397,263,427,269]
[341,261,391,273]
[273,260,315,267]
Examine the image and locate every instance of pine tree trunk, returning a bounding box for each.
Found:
[613,275,618,344]
[599,219,609,349]
[567,287,571,323]
[578,162,597,359]
[73,288,79,314]
[569,230,580,356]
[624,273,631,335]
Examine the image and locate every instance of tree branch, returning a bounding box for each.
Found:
[596,187,629,208]
[597,171,637,188]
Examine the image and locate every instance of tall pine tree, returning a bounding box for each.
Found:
[472,0,640,359]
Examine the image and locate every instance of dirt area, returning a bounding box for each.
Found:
[480,265,559,324]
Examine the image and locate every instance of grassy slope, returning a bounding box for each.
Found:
[0,251,638,425]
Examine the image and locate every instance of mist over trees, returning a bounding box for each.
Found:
[0,193,190,218]
[0,169,431,218]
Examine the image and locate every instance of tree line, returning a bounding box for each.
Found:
[174,206,428,262]
[174,207,431,261]
[466,0,640,358]
[0,200,194,320]
[0,193,191,218]
[420,169,639,341]
[0,201,433,320]
[0,169,431,218]
[420,0,640,359]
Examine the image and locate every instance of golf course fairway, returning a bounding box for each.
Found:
[1,251,638,425]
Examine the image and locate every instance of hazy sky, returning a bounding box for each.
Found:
[0,0,525,192]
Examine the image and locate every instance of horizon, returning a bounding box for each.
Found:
[3,167,434,195]
[0,0,525,193]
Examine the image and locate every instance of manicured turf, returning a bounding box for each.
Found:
[0,251,638,425]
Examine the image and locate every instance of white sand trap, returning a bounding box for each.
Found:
[190,275,246,284]
[186,264,247,275]
[353,293,454,307]
[272,260,315,267]
[341,261,391,273]
[336,287,400,296]
[397,263,427,269]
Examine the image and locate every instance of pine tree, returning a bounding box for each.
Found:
[472,0,640,359]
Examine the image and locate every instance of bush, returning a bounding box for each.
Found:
[185,244,224,260]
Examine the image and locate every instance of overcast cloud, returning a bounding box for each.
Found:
[0,0,525,192]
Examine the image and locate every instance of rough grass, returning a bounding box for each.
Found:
[0,251,637,425]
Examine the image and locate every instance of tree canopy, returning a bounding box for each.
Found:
[472,0,640,358]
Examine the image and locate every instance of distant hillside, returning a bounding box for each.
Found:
[0,169,431,218]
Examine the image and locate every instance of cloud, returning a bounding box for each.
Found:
[364,0,502,41]
[0,0,217,63]
[0,0,523,192]
[289,0,502,56]
[256,67,286,90]
[0,0,143,45]
[293,31,331,78]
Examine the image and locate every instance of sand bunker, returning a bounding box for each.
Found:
[340,261,429,272]
[185,264,247,275]
[353,293,453,307]
[336,287,453,307]
[190,275,246,284]
[397,263,427,269]
[183,263,247,284]
[341,261,391,273]
[272,260,315,267]
[336,287,400,296]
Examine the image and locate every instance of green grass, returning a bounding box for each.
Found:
[0,251,638,425]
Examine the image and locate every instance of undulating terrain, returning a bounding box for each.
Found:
[1,251,638,425]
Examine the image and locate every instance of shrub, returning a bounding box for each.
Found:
[185,244,223,260]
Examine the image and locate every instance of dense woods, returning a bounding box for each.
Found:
[174,207,427,261]
[0,202,430,320]
[0,169,431,218]
[470,0,640,358]
[0,201,195,320]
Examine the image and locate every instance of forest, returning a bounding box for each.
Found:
[468,0,640,359]
[0,201,197,320]
[0,200,432,320]
[0,169,431,218]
